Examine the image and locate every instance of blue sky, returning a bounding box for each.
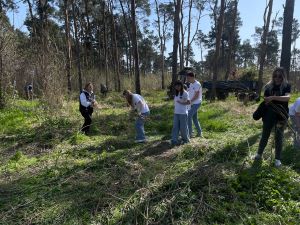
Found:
[7,0,300,61]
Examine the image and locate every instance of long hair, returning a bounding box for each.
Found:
[123,90,133,107]
[174,80,184,96]
[264,67,288,94]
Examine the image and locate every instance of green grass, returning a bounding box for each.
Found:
[0,92,299,225]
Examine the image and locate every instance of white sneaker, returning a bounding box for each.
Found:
[135,139,146,143]
[254,153,262,160]
[275,159,282,167]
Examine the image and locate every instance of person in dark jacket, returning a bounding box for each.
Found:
[254,67,291,167]
[79,83,96,135]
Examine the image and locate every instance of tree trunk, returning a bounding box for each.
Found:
[0,51,3,108]
[109,0,121,92]
[119,0,132,77]
[179,3,184,70]
[72,0,82,92]
[258,0,273,96]
[211,0,226,100]
[280,0,295,80]
[225,0,238,80]
[131,0,141,94]
[103,1,109,88]
[171,0,181,91]
[154,0,165,89]
[64,0,72,93]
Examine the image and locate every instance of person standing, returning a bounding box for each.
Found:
[171,80,190,145]
[123,90,150,143]
[289,97,300,148]
[254,67,291,167]
[187,72,203,138]
[79,83,96,135]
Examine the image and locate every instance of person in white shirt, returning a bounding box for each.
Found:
[123,90,150,143]
[289,97,300,148]
[171,80,191,145]
[186,72,203,138]
[79,83,97,135]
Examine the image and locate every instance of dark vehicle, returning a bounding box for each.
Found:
[203,80,259,101]
[167,67,259,102]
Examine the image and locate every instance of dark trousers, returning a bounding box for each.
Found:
[80,109,93,134]
[257,109,286,160]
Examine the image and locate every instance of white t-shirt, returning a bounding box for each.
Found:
[174,91,190,114]
[132,94,150,114]
[188,80,202,105]
[289,97,300,116]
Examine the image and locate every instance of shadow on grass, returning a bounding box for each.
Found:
[207,133,261,164]
[281,144,300,172]
[1,132,299,225]
[139,141,172,157]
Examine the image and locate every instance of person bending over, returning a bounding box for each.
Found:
[123,90,150,143]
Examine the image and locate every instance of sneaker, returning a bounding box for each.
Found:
[254,153,262,160]
[196,133,204,138]
[275,159,282,167]
[135,139,146,143]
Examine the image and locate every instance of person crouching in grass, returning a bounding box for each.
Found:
[171,80,191,145]
[123,90,150,143]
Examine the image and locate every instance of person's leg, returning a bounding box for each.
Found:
[135,112,150,141]
[188,105,197,137]
[80,110,92,134]
[135,116,144,140]
[171,114,180,144]
[257,120,274,156]
[274,121,286,160]
[192,103,202,135]
[179,114,189,143]
[290,116,300,148]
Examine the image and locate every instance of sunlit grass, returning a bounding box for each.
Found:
[0,91,299,224]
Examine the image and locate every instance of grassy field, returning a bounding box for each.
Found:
[0,91,299,225]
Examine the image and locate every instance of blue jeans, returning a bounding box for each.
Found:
[135,112,150,140]
[290,115,300,148]
[188,103,202,136]
[172,114,189,144]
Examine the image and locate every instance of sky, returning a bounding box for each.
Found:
[7,0,300,61]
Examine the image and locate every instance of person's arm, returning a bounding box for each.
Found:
[190,91,200,103]
[177,93,191,105]
[80,93,92,107]
[264,94,290,104]
[177,99,191,105]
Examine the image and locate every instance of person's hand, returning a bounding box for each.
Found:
[264,96,273,104]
